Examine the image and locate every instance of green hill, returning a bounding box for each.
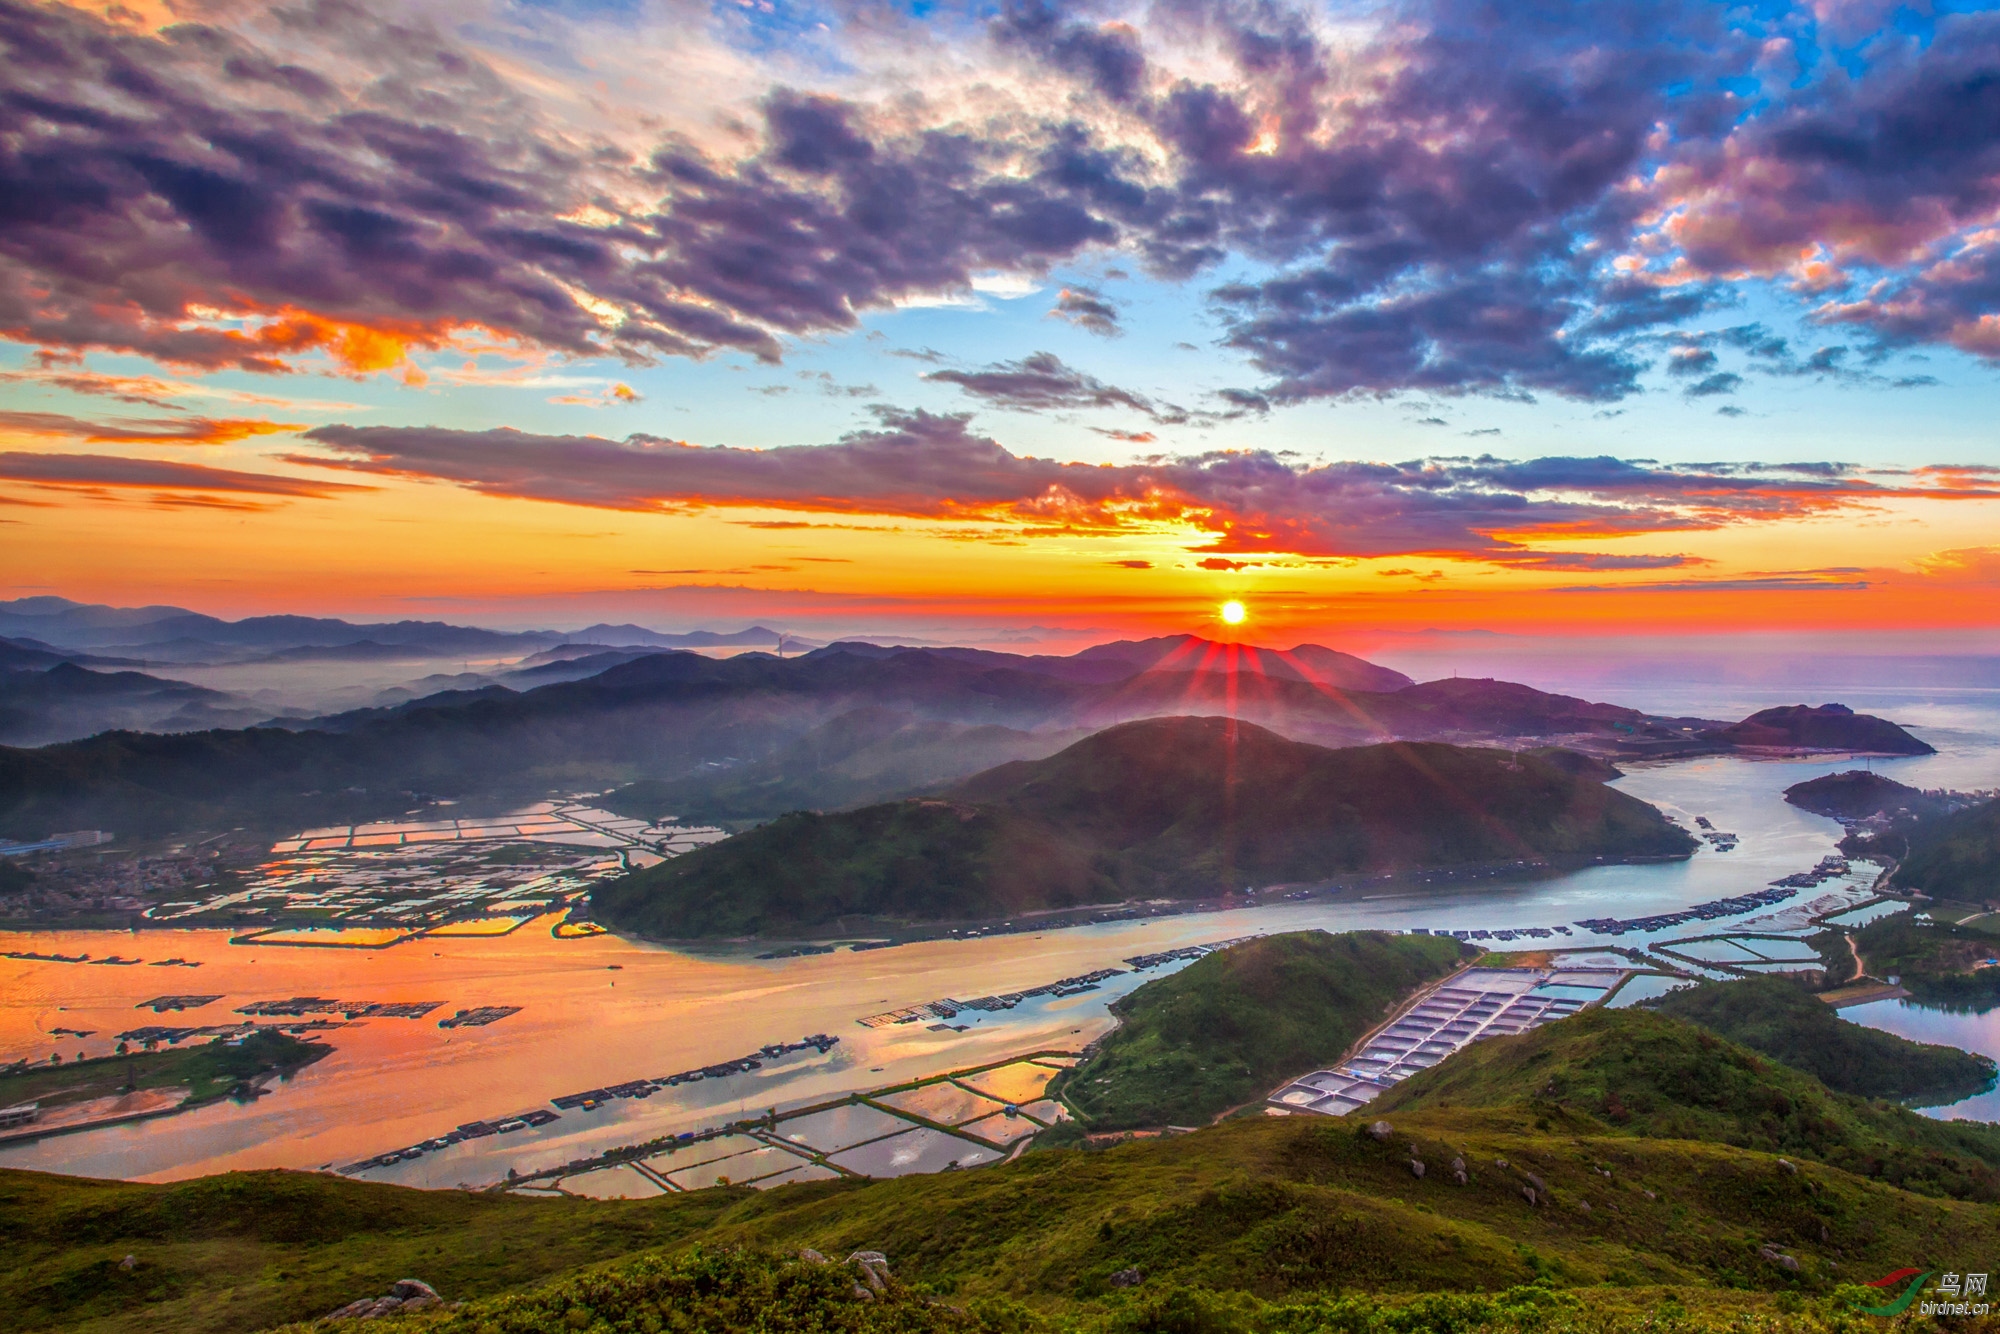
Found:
[1049,930,1469,1131]
[1649,975,1995,1105]
[1370,1005,2000,1202]
[1892,797,2000,905]
[593,717,1694,938]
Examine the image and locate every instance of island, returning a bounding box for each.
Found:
[1784,769,1950,821]
[0,1030,330,1144]
[591,715,1697,939]
[1705,703,1933,754]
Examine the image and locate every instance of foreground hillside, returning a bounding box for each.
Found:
[1050,930,1469,1130]
[11,1095,2000,1334]
[593,718,1695,937]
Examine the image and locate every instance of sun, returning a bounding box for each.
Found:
[1219,600,1247,625]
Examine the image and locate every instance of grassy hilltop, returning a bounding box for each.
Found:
[1050,930,1469,1130]
[1371,1005,2000,1202]
[593,717,1694,938]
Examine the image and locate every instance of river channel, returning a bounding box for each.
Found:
[4,685,1997,1186]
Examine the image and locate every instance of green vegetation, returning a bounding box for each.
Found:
[1892,797,2000,905]
[1844,908,2000,1010]
[0,1031,330,1111]
[1649,975,1995,1105]
[1050,930,1469,1130]
[256,1245,1930,1334]
[15,1089,2000,1334]
[1371,1005,2000,1202]
[595,718,1694,938]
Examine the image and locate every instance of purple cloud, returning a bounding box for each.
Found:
[1050,285,1122,336]
[926,352,1167,417]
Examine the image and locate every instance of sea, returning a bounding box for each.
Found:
[4,683,1998,1187]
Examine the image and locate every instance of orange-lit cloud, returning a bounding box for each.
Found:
[0,409,303,446]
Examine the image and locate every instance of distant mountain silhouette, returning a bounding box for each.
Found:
[0,663,260,747]
[592,716,1696,937]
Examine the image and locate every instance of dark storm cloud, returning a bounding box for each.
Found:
[297,413,1999,562]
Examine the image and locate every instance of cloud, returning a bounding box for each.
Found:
[1683,372,1743,398]
[926,352,1169,418]
[0,452,372,503]
[1050,285,1122,336]
[0,410,303,445]
[1554,575,1872,594]
[4,0,1999,401]
[297,409,2000,565]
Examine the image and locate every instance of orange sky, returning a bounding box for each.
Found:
[6,445,1999,639]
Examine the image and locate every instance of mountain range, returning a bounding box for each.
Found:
[0,614,1939,842]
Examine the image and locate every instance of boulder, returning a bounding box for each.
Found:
[1521,1187,1538,1206]
[1367,1120,1394,1142]
[1409,1159,1426,1178]
[848,1251,891,1292]
[1759,1244,1801,1272]
[324,1279,443,1321]
[798,1249,829,1265]
[1109,1267,1143,1288]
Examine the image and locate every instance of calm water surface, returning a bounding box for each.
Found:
[5,689,1997,1184]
